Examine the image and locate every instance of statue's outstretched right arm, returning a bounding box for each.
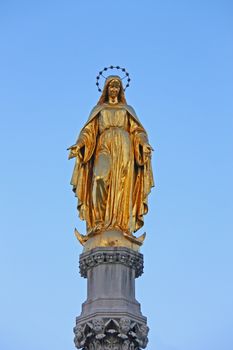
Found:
[68,117,98,163]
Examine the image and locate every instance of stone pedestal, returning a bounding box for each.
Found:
[74,247,149,350]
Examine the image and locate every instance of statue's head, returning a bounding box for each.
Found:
[97,75,127,105]
[92,318,104,333]
[119,318,131,333]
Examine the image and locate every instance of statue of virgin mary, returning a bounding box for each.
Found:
[68,75,154,250]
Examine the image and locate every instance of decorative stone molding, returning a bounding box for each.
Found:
[74,317,149,350]
[79,248,144,278]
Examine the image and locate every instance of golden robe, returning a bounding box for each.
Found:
[71,103,154,235]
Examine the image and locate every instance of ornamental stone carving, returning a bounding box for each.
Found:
[74,317,149,350]
[79,247,144,278]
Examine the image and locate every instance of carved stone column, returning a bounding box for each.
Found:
[74,247,149,350]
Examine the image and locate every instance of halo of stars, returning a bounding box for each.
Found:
[96,65,131,92]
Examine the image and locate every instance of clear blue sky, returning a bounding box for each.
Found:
[0,1,232,350]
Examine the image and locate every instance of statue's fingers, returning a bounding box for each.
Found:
[144,146,152,153]
[68,149,77,159]
[147,144,154,151]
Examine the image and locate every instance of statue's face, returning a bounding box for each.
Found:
[108,79,121,99]
[119,318,131,333]
[93,318,104,333]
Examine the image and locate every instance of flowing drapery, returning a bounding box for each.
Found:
[71,104,154,234]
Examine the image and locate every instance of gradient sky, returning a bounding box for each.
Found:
[0,1,233,350]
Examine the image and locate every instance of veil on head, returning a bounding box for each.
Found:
[97,75,127,105]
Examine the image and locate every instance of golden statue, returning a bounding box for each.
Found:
[68,68,154,251]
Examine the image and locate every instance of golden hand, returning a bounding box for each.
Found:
[143,143,154,156]
[68,143,83,160]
